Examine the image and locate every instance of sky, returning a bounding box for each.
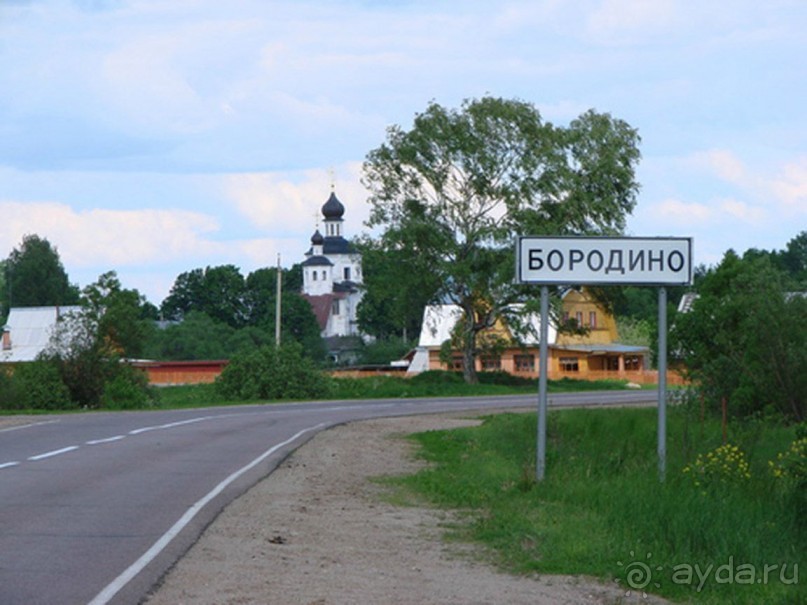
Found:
[1,0,805,305]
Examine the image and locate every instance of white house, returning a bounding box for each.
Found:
[1,306,82,363]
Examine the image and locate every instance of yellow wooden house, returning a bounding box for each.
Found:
[408,288,656,383]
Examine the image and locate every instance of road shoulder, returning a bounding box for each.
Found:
[144,413,669,605]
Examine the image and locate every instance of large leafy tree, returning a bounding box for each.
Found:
[363,97,641,382]
[4,234,79,308]
[778,230,807,286]
[157,264,324,360]
[244,267,325,360]
[161,265,247,328]
[355,235,442,341]
[672,252,805,422]
[42,271,153,408]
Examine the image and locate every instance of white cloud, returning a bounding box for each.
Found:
[686,150,806,216]
[223,163,371,236]
[770,157,807,212]
[651,198,714,225]
[0,201,222,267]
[717,197,767,223]
[586,0,678,42]
[690,149,751,187]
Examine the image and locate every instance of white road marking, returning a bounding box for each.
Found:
[128,415,221,435]
[28,445,80,461]
[86,435,125,445]
[87,422,329,605]
[0,461,20,469]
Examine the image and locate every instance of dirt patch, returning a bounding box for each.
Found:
[0,415,46,431]
[145,414,670,605]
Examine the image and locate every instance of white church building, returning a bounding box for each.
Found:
[301,191,364,350]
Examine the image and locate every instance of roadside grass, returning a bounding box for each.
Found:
[327,371,631,401]
[1,370,637,413]
[149,373,633,408]
[390,407,805,605]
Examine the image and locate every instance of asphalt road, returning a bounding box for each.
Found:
[0,390,657,605]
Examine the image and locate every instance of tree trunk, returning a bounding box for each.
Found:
[460,306,479,384]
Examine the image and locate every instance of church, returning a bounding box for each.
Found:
[301,191,364,359]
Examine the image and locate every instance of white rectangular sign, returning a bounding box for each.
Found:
[516,236,693,285]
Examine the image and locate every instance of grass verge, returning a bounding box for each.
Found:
[391,407,805,604]
[1,370,639,413]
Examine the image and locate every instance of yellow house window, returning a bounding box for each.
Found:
[481,355,501,371]
[514,354,535,372]
[560,357,579,372]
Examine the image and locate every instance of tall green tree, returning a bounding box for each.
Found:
[43,271,152,408]
[155,264,324,361]
[363,97,641,382]
[161,265,247,327]
[244,267,325,360]
[672,252,805,422]
[355,235,442,340]
[4,234,79,308]
[82,271,150,358]
[778,230,807,286]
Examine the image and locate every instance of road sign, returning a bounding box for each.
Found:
[517,236,693,286]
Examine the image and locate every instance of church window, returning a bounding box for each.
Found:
[344,267,351,280]
[312,271,317,281]
[332,299,340,315]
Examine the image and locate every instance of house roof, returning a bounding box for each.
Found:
[416,304,557,348]
[302,293,346,331]
[1,306,82,363]
[553,343,649,355]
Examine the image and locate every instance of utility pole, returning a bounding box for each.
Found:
[275,254,282,347]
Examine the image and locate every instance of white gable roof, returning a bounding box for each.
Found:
[1,306,82,363]
[416,304,557,348]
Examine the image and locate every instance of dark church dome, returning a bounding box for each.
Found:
[311,229,324,245]
[321,191,345,220]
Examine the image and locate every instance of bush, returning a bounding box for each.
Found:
[0,368,17,409]
[408,370,465,386]
[354,337,413,365]
[9,361,74,410]
[477,370,536,387]
[216,342,333,401]
[101,364,155,409]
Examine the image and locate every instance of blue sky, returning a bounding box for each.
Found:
[1,0,805,304]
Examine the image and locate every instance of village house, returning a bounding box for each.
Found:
[1,306,82,364]
[407,289,665,384]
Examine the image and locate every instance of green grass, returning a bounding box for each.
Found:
[392,407,805,604]
[0,370,637,414]
[327,371,632,401]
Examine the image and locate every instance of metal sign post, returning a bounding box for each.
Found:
[536,285,549,481]
[516,236,692,482]
[657,286,668,481]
